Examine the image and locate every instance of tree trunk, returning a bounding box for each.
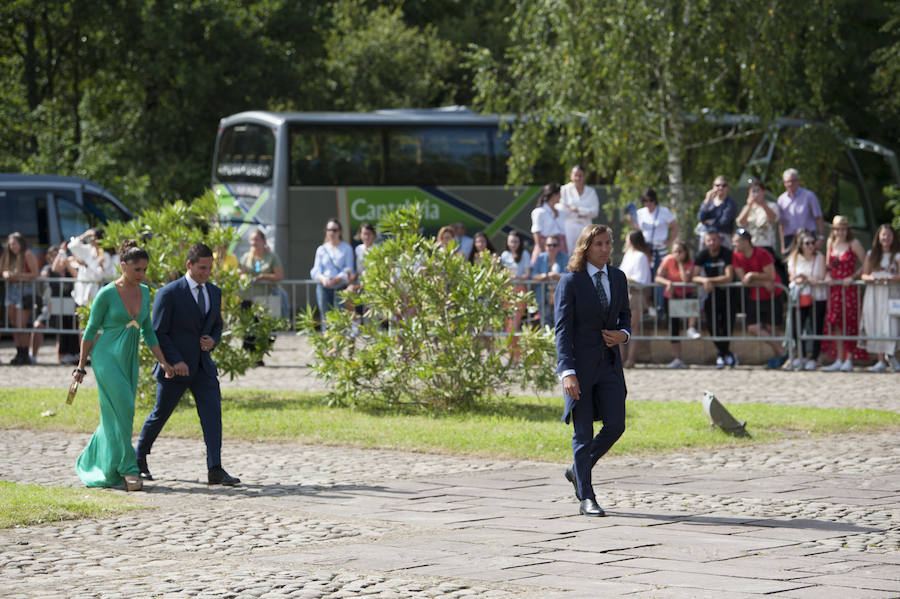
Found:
[665,120,686,215]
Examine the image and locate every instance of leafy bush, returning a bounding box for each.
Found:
[100,191,284,405]
[298,205,557,410]
[886,185,900,230]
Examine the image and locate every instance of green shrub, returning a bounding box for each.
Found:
[886,184,900,230]
[298,205,557,410]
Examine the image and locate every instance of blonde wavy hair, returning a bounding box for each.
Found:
[567,224,612,272]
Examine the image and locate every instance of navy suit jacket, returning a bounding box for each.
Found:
[152,276,223,382]
[554,266,631,423]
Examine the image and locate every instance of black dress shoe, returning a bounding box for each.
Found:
[136,455,153,481]
[579,498,606,517]
[564,466,581,500]
[208,466,240,486]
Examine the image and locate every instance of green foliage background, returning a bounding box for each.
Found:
[0,0,898,229]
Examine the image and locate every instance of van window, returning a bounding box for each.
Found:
[84,192,130,224]
[56,193,91,241]
[0,189,50,247]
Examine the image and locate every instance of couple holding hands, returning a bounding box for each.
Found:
[72,242,238,491]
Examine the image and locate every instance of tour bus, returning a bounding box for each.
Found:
[212,107,900,280]
[0,174,132,260]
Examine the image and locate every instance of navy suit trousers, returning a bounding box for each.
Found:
[136,372,222,470]
[569,360,626,501]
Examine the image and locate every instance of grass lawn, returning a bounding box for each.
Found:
[2,388,898,463]
[0,481,143,528]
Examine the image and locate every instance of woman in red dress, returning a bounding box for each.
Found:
[822,215,867,370]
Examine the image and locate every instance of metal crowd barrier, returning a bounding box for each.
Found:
[1,277,81,334]
[785,281,900,345]
[627,281,788,341]
[4,278,897,363]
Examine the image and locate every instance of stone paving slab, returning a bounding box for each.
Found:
[2,335,900,597]
[1,428,899,597]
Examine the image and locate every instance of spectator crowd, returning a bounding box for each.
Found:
[305,165,899,373]
[4,166,899,373]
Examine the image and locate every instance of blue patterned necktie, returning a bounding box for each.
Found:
[197,284,206,314]
[593,270,609,316]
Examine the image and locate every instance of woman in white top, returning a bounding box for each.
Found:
[353,222,377,278]
[500,231,531,354]
[860,224,900,372]
[500,231,531,281]
[310,218,355,328]
[67,228,118,309]
[559,165,599,253]
[619,230,653,368]
[530,182,566,263]
[629,187,678,315]
[347,222,376,306]
[736,177,786,286]
[736,178,779,252]
[786,229,828,370]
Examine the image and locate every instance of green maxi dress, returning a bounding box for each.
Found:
[76,283,158,487]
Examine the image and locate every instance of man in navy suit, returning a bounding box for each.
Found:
[554,224,630,516]
[135,243,240,485]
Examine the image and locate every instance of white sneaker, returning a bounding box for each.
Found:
[824,359,843,372]
[803,359,817,371]
[890,356,900,373]
[867,361,887,373]
[791,358,804,370]
[715,356,725,369]
[667,358,685,369]
[687,327,701,340]
[840,359,853,372]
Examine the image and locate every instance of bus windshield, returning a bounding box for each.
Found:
[215,123,275,184]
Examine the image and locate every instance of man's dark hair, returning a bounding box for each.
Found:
[187,243,213,263]
[641,188,658,204]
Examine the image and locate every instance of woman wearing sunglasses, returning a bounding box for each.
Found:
[697,175,737,249]
[310,219,355,328]
[786,229,827,370]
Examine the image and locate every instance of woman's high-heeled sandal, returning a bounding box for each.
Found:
[123,475,143,492]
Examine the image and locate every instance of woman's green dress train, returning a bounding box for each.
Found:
[76,283,157,487]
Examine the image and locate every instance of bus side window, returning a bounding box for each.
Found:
[55,193,91,241]
[0,189,50,248]
[290,127,382,185]
[388,127,491,185]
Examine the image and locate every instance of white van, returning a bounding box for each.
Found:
[0,174,132,256]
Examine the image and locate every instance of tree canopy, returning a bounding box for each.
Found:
[0,0,897,213]
[469,0,874,217]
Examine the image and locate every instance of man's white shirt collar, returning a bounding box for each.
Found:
[586,262,608,278]
[185,272,204,291]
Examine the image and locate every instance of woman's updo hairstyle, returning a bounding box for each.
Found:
[118,239,150,264]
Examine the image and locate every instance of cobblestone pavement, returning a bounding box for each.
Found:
[2,336,899,597]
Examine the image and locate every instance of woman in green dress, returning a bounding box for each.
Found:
[72,241,174,491]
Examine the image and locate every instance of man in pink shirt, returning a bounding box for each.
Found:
[777,168,824,254]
